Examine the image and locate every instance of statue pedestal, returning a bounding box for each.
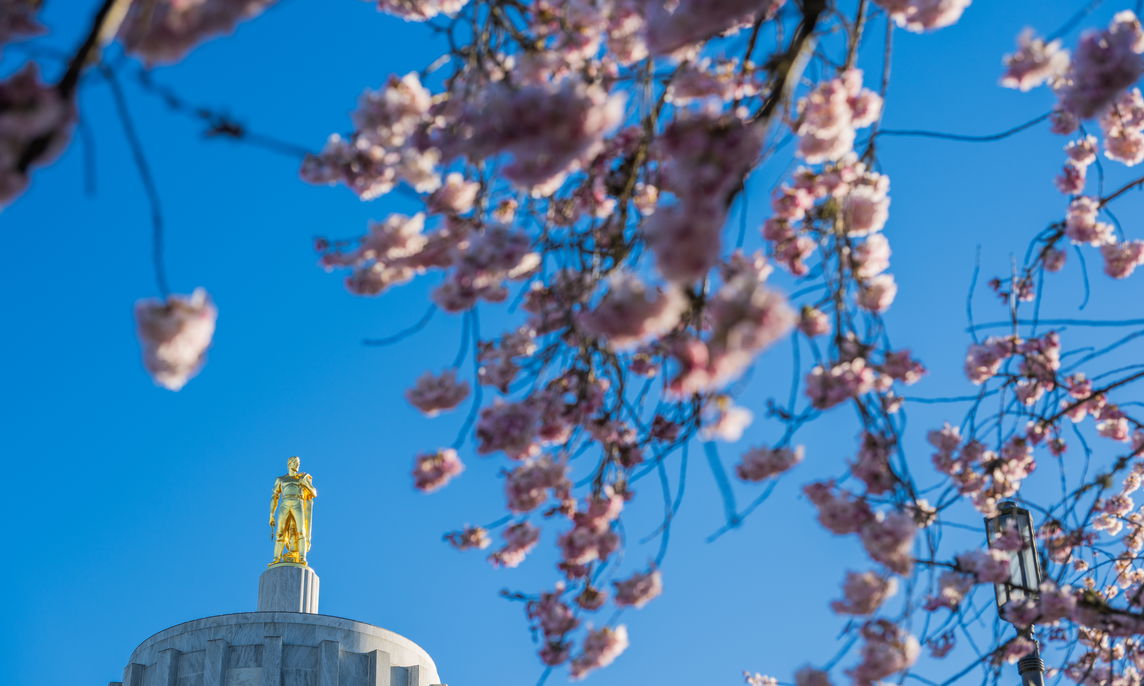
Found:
[258,564,320,613]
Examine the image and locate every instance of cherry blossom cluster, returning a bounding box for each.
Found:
[118,0,280,65]
[0,64,73,206]
[134,288,218,391]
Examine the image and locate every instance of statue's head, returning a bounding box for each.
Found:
[287,456,301,474]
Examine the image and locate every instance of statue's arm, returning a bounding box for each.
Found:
[303,473,317,498]
[269,480,280,524]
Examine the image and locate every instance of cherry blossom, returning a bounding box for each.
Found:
[798,306,830,337]
[558,493,622,567]
[578,272,685,349]
[806,360,875,410]
[794,70,882,163]
[406,369,470,416]
[851,433,894,494]
[368,0,469,21]
[857,274,897,313]
[134,288,217,391]
[804,482,874,535]
[0,63,73,206]
[956,549,1011,583]
[445,81,624,190]
[505,457,568,513]
[412,448,464,492]
[924,570,973,611]
[612,568,662,608]
[445,526,490,550]
[528,587,579,641]
[489,522,541,568]
[1059,11,1144,119]
[0,0,41,55]
[831,571,898,615]
[119,0,279,64]
[1001,29,1069,91]
[792,668,833,686]
[847,620,919,685]
[1101,240,1144,278]
[736,445,804,482]
[569,626,628,680]
[643,0,782,56]
[702,403,754,442]
[860,511,916,575]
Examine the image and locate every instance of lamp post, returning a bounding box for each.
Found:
[985,501,1046,686]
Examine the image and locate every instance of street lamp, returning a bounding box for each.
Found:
[985,501,1046,686]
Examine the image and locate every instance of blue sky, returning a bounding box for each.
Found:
[5,1,1144,685]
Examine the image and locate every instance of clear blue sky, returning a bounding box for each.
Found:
[4,2,1144,685]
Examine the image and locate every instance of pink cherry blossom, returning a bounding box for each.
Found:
[1038,581,1078,624]
[569,625,628,680]
[857,274,897,312]
[924,570,973,610]
[119,0,278,64]
[860,511,916,574]
[792,667,832,686]
[852,433,895,494]
[446,81,624,190]
[1059,11,1144,119]
[831,571,898,615]
[964,336,1013,384]
[412,448,464,492]
[806,359,875,409]
[505,457,568,513]
[613,569,662,608]
[842,185,891,236]
[993,635,1036,663]
[368,0,469,21]
[798,306,830,337]
[882,350,925,385]
[1055,162,1086,194]
[956,548,1011,583]
[702,403,753,442]
[804,481,874,535]
[489,522,541,568]
[736,445,804,482]
[643,0,782,56]
[794,70,882,163]
[559,494,622,566]
[0,0,42,53]
[1105,127,1144,164]
[0,63,74,206]
[406,369,470,416]
[853,233,891,278]
[445,526,490,550]
[1001,29,1069,91]
[873,0,971,33]
[669,267,795,395]
[847,620,920,685]
[134,288,217,391]
[428,172,479,215]
[644,203,727,284]
[476,400,540,459]
[528,588,579,639]
[578,272,685,349]
[1101,240,1144,278]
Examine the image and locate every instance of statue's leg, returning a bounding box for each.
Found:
[272,520,285,562]
[288,503,307,561]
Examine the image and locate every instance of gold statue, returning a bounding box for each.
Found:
[268,456,317,566]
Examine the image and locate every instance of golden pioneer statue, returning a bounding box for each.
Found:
[268,456,317,566]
